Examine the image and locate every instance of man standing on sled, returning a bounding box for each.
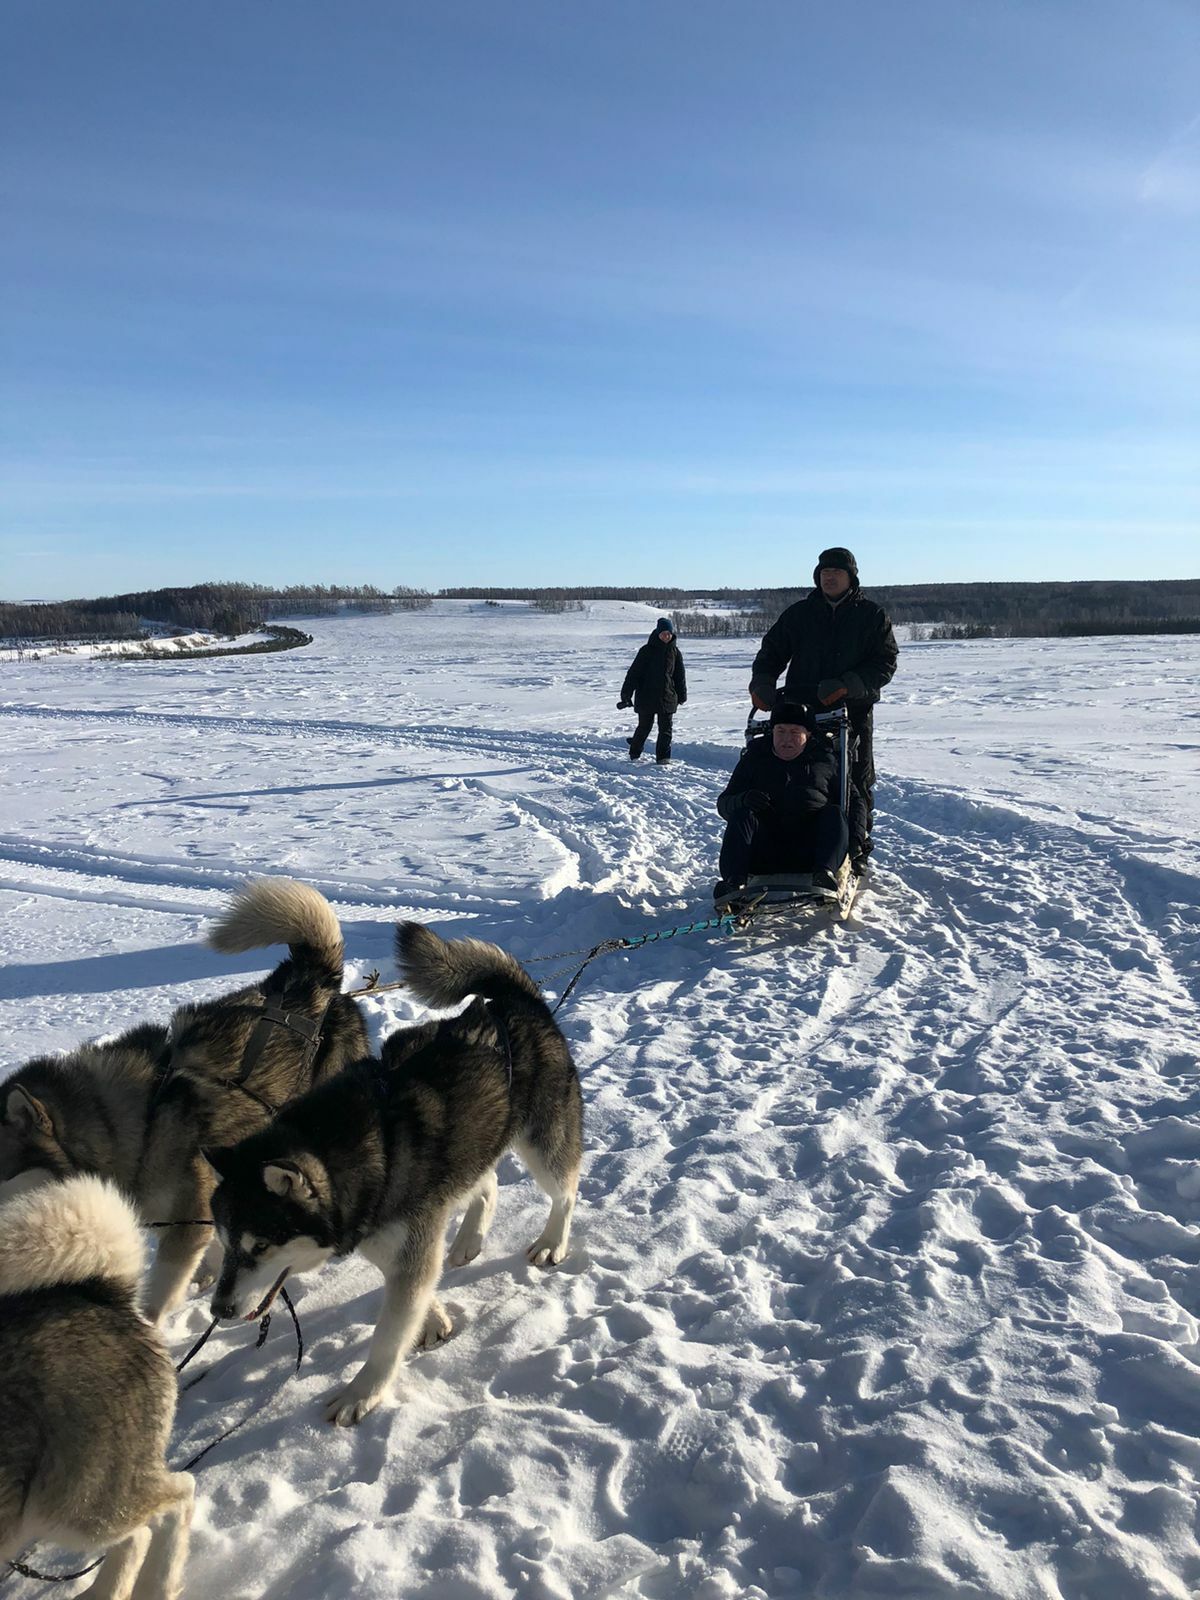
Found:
[618,617,687,765]
[714,701,866,903]
[748,548,897,874]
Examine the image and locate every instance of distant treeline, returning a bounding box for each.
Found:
[0,583,432,642]
[442,585,723,610]
[7,579,1199,646]
[442,580,1200,638]
[0,604,146,642]
[869,579,1200,631]
[929,616,1200,640]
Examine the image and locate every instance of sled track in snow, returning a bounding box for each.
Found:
[6,695,1200,1593]
[0,699,731,910]
[0,700,676,767]
[0,834,489,916]
[561,777,1200,1596]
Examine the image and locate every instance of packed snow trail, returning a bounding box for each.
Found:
[1,604,1198,1598]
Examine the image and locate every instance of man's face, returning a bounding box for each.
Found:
[819,567,851,599]
[772,722,809,760]
[657,629,673,643]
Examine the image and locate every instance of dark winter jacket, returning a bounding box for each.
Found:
[750,588,898,713]
[622,631,687,714]
[717,733,838,824]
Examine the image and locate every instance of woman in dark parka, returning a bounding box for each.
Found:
[618,617,687,764]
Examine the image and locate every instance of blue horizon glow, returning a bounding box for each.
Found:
[2,1,1198,599]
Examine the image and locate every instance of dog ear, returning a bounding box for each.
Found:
[262,1159,318,1202]
[201,1146,235,1181]
[4,1087,53,1137]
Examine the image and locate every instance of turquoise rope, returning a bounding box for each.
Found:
[623,912,735,947]
[550,908,737,1013]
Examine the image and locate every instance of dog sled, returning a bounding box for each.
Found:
[716,705,863,930]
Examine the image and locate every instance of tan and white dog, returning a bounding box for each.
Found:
[0,1176,193,1599]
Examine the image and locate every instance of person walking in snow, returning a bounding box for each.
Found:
[618,617,687,764]
[748,548,897,873]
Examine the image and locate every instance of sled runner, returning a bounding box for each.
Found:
[716,861,861,929]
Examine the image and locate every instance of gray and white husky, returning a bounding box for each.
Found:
[206,921,584,1425]
[0,1176,193,1599]
[0,879,368,1320]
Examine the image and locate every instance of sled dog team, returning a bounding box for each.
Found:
[0,880,583,1599]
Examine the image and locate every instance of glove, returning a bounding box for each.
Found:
[749,677,776,713]
[817,678,849,706]
[736,789,771,816]
[617,699,632,710]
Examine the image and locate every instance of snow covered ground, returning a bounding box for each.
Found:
[1,600,1199,1599]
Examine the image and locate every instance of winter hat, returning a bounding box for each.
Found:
[656,616,675,635]
[812,547,860,588]
[770,700,813,730]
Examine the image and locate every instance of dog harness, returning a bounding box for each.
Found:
[151,998,331,1120]
[489,1006,514,1089]
[235,1000,325,1084]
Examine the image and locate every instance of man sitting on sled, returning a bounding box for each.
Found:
[714,701,864,905]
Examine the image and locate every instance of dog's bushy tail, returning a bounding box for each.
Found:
[208,878,345,986]
[396,921,544,1011]
[0,1176,145,1296]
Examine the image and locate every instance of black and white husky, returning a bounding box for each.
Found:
[206,922,584,1425]
[0,1176,193,1598]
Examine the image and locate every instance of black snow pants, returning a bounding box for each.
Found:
[849,709,875,863]
[719,803,849,886]
[630,709,673,762]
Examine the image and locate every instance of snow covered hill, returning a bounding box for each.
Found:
[1,603,1198,1598]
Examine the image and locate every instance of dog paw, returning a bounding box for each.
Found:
[190,1240,222,1294]
[325,1382,383,1427]
[447,1233,484,1269]
[526,1237,568,1268]
[417,1302,453,1349]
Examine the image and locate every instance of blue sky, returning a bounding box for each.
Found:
[2,1,1197,597]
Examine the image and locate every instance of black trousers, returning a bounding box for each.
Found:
[848,709,875,860]
[719,803,849,885]
[630,709,673,761]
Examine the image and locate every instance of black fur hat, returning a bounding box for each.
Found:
[770,700,813,730]
[813,547,859,588]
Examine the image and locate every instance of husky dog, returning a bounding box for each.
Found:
[207,922,584,1426]
[0,879,368,1320]
[0,1176,193,1599]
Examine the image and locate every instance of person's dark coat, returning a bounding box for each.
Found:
[717,733,838,824]
[622,630,687,714]
[749,587,897,712]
